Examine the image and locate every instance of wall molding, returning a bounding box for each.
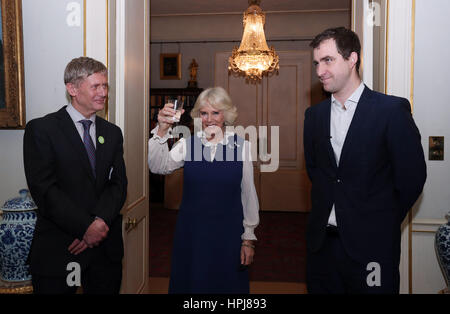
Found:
[151,8,350,18]
[412,218,447,233]
[151,10,350,43]
[84,0,108,65]
[115,0,126,133]
[84,0,109,119]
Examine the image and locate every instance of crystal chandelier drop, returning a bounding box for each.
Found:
[228,0,279,83]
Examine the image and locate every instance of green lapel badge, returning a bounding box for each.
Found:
[98,136,105,144]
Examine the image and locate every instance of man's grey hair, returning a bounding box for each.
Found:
[64,56,107,86]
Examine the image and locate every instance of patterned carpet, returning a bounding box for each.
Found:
[149,204,308,283]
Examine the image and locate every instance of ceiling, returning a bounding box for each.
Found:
[151,0,351,16]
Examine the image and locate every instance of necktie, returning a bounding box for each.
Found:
[80,119,96,176]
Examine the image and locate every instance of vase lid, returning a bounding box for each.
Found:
[1,189,37,212]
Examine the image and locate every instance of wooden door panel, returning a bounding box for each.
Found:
[229,80,259,128]
[260,170,311,212]
[114,0,150,293]
[122,201,148,293]
[261,51,312,212]
[264,64,301,168]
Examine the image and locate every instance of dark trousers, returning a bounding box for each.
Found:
[306,226,399,294]
[32,250,122,294]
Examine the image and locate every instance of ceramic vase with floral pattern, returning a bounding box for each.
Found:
[435,212,450,289]
[0,189,37,282]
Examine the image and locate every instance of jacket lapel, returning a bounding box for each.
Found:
[56,107,96,182]
[338,86,373,168]
[323,100,338,169]
[95,117,109,183]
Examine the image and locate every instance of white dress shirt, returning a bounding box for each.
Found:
[148,125,260,240]
[328,82,365,226]
[66,104,97,148]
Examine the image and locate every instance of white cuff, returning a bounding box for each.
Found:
[150,125,173,144]
[241,226,257,241]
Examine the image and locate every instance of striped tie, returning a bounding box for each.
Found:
[80,119,96,176]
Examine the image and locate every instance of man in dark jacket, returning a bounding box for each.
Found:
[304,27,426,293]
[24,57,127,294]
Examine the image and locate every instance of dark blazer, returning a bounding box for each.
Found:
[303,86,426,265]
[23,106,127,277]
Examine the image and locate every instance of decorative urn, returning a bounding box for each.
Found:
[0,189,37,282]
[435,211,450,291]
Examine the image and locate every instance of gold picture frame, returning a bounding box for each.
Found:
[0,0,26,129]
[160,53,181,80]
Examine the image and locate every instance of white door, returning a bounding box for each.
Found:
[112,0,150,294]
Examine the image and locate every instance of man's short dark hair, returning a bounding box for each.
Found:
[310,27,361,73]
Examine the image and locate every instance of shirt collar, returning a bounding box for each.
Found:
[196,130,235,147]
[331,81,365,110]
[66,104,96,125]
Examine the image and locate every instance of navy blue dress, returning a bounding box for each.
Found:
[168,134,249,294]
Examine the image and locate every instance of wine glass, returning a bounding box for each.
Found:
[168,96,185,123]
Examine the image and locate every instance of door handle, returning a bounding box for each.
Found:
[125,217,137,231]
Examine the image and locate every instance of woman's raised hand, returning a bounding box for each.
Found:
[156,102,184,137]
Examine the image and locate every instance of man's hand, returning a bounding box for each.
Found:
[68,239,89,255]
[82,218,109,248]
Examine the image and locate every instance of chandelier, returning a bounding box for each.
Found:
[228,0,279,83]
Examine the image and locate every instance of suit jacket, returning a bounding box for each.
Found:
[303,86,426,265]
[23,106,127,276]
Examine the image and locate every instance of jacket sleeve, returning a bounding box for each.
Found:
[23,120,94,239]
[386,99,427,221]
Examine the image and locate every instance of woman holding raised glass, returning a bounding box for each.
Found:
[148,87,259,294]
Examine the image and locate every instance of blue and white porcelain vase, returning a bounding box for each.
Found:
[0,189,37,282]
[435,211,450,289]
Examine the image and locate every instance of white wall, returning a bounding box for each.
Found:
[411,0,450,293]
[0,0,83,203]
[414,0,450,221]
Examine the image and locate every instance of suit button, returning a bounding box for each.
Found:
[337,179,341,183]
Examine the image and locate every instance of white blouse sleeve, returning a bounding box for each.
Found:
[241,140,260,241]
[148,125,186,175]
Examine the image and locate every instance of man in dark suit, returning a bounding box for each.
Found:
[304,27,426,293]
[23,57,127,294]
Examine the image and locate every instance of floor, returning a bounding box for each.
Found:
[147,202,308,294]
[149,204,308,284]
[147,277,307,294]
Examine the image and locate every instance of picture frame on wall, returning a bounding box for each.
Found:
[0,0,26,129]
[160,53,181,80]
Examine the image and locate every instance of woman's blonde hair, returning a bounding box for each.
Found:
[190,87,238,126]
